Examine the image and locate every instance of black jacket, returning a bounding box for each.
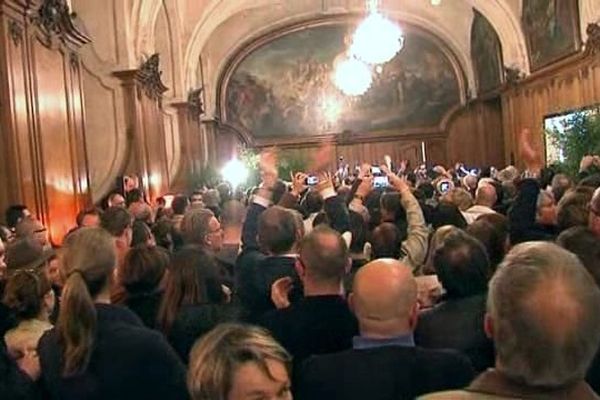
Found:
[124,290,163,330]
[415,294,495,373]
[167,303,239,363]
[0,340,39,400]
[38,304,189,400]
[260,295,358,365]
[295,345,475,400]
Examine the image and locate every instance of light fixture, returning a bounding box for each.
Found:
[221,158,248,188]
[349,0,404,65]
[333,56,372,96]
[431,0,442,5]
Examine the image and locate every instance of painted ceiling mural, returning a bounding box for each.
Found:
[224,23,462,139]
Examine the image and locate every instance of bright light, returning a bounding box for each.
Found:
[349,11,404,65]
[431,0,442,5]
[333,57,372,96]
[221,158,248,188]
[321,96,343,124]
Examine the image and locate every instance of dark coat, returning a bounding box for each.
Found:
[260,295,358,365]
[167,303,239,364]
[0,340,39,400]
[295,345,475,400]
[415,294,495,373]
[124,290,163,329]
[38,304,189,400]
[509,179,559,244]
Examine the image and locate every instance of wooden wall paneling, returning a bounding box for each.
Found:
[501,25,600,167]
[0,0,91,242]
[0,10,39,217]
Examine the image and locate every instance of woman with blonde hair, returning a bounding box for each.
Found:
[188,323,292,400]
[37,227,188,400]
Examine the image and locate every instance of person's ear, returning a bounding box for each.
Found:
[348,292,355,314]
[484,313,494,339]
[294,258,305,280]
[408,302,419,331]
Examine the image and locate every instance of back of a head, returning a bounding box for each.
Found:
[380,192,406,222]
[125,188,144,206]
[100,207,132,237]
[158,246,223,334]
[371,222,403,259]
[121,245,169,294]
[351,259,417,335]
[557,187,593,232]
[445,187,473,211]
[131,220,154,247]
[129,202,153,223]
[432,203,467,229]
[299,226,348,284]
[203,189,221,208]
[181,208,215,246]
[467,216,508,271]
[59,227,116,376]
[434,230,490,298]
[258,206,297,255]
[14,217,44,239]
[172,195,189,215]
[188,323,291,400]
[3,268,51,321]
[417,182,435,200]
[475,184,497,207]
[5,205,28,229]
[551,173,573,203]
[489,242,600,388]
[304,190,324,214]
[220,200,245,227]
[557,226,600,287]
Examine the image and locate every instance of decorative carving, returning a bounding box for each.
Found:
[9,20,23,46]
[584,23,600,56]
[31,0,90,46]
[135,54,169,101]
[69,52,79,68]
[187,88,204,119]
[504,67,524,85]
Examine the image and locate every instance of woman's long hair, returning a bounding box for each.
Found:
[58,227,116,376]
[157,246,223,335]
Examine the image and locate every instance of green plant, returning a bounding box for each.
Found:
[547,109,600,176]
[239,147,261,188]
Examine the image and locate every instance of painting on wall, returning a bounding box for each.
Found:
[471,10,503,94]
[224,23,462,140]
[522,0,581,71]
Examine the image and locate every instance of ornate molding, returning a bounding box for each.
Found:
[30,0,90,47]
[584,23,600,56]
[135,54,168,101]
[8,20,23,46]
[187,87,204,120]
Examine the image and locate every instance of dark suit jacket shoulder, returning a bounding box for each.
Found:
[296,345,475,400]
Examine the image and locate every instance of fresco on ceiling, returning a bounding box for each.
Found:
[522,0,580,71]
[224,24,461,139]
[471,10,503,94]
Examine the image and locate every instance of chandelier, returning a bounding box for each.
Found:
[349,1,404,65]
[332,0,403,96]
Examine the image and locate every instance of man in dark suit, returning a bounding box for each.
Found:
[236,151,350,321]
[295,258,475,400]
[260,225,358,366]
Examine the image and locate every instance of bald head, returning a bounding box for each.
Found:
[475,184,497,208]
[351,259,417,337]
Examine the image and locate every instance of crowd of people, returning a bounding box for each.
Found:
[2,129,600,399]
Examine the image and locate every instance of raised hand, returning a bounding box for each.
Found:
[290,171,309,196]
[520,128,542,173]
[260,148,278,188]
[381,165,410,194]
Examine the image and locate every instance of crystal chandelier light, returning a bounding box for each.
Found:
[349,0,404,65]
[333,56,373,96]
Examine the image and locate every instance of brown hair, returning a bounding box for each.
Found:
[188,323,291,400]
[121,245,168,294]
[3,268,51,320]
[58,227,116,376]
[157,246,223,334]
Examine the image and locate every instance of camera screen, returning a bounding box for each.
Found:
[306,176,319,186]
[439,181,450,193]
[373,176,389,188]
